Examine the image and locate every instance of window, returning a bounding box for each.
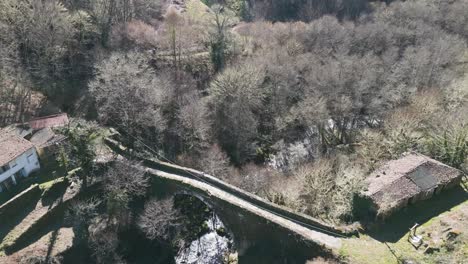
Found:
[27,153,36,164]
[0,165,10,174]
[0,176,16,191]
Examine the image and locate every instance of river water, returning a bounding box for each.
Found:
[176,214,233,264]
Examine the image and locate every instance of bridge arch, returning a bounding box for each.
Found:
[171,191,237,245]
[105,138,344,260]
[148,169,332,259]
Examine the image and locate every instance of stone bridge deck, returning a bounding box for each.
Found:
[105,138,355,252]
[148,168,342,250]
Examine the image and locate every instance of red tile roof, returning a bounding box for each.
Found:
[0,130,35,166]
[28,113,69,130]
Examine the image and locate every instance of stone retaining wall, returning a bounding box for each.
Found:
[0,184,41,221]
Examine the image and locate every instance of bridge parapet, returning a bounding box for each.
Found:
[147,168,340,258]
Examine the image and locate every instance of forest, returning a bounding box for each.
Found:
[0,0,467,263]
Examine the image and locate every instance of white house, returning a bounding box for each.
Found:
[0,132,40,192]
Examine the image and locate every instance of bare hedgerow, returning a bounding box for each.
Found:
[137,198,184,242]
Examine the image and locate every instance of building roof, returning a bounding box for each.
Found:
[1,124,33,138]
[28,113,69,130]
[364,153,462,212]
[30,127,66,148]
[0,130,35,166]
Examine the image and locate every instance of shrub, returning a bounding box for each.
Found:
[423,125,468,170]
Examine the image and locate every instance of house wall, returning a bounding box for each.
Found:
[411,174,463,204]
[0,148,40,191]
[377,198,409,220]
[443,175,463,189]
[376,174,463,221]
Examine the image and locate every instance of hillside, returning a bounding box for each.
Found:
[0,0,466,263]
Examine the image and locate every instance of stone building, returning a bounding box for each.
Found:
[363,153,463,219]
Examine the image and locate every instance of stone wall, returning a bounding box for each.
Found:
[0,184,41,221]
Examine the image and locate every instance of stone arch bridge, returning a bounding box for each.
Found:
[105,138,354,259]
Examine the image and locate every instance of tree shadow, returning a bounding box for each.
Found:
[118,227,175,264]
[0,191,41,242]
[367,186,468,243]
[45,227,60,262]
[239,237,330,264]
[41,179,69,209]
[4,183,74,255]
[59,243,93,264]
[3,208,66,255]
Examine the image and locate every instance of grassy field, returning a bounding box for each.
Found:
[341,185,468,264]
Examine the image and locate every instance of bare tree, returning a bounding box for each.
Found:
[276,156,365,223]
[104,160,149,222]
[88,217,123,264]
[0,0,75,87]
[91,0,135,45]
[208,63,267,164]
[176,92,210,153]
[133,0,166,22]
[238,163,280,196]
[199,144,231,179]
[104,160,150,198]
[137,198,184,242]
[247,0,369,22]
[89,52,173,147]
[0,70,33,126]
[209,5,237,72]
[69,197,102,225]
[67,197,102,242]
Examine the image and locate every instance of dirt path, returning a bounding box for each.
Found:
[0,227,74,263]
[0,181,79,254]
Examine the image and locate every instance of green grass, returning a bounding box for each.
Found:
[340,186,468,264]
[39,177,65,191]
[340,235,397,264]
